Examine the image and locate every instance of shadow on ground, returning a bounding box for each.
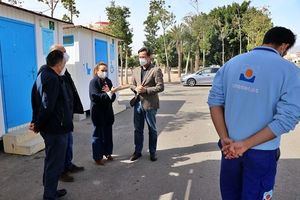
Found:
[0,97,299,199]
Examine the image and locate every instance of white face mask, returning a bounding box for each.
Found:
[59,66,66,76]
[64,52,70,63]
[98,71,107,79]
[139,58,148,66]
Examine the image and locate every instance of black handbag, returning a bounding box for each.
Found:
[130,95,140,107]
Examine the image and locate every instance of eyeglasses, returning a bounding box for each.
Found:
[100,70,108,72]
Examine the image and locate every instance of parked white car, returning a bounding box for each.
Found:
[181,66,220,86]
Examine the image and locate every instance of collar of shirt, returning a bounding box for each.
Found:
[252,46,280,55]
[141,64,151,71]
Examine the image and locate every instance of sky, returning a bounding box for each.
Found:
[20,0,300,53]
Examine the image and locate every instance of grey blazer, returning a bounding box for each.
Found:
[130,64,164,110]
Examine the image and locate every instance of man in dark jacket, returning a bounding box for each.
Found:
[48,44,85,182]
[30,50,72,200]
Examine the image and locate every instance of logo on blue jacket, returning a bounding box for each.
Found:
[239,68,255,83]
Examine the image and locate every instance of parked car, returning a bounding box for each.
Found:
[181,66,220,86]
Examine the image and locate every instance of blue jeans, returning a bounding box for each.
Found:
[219,144,279,200]
[92,125,113,161]
[41,132,68,200]
[134,102,157,154]
[64,132,73,171]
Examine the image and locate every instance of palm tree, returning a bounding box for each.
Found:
[184,14,203,72]
[169,24,184,77]
[214,17,229,65]
[182,16,196,74]
[158,8,175,82]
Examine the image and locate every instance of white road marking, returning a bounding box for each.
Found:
[184,179,192,200]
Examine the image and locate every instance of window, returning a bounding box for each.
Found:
[49,21,55,30]
[211,68,219,73]
[63,35,74,46]
[202,69,211,74]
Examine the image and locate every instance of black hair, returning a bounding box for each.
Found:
[263,26,296,49]
[46,50,64,67]
[138,47,152,56]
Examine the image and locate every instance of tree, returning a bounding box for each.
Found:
[177,1,272,67]
[170,24,184,77]
[144,0,175,82]
[183,14,202,71]
[156,33,177,71]
[189,0,202,71]
[219,19,229,65]
[158,3,175,82]
[37,0,59,17]
[143,0,161,52]
[198,14,212,68]
[210,6,231,65]
[61,0,80,23]
[106,1,133,84]
[242,7,273,51]
[190,0,200,14]
[191,13,213,69]
[182,15,196,73]
[127,55,139,69]
[207,2,249,65]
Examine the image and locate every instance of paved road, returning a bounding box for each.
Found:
[1,83,300,200]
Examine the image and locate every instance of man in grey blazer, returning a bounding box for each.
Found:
[130,47,164,161]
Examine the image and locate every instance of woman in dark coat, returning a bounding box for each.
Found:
[89,62,116,165]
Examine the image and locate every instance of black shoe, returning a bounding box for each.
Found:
[56,189,67,198]
[68,164,84,173]
[150,153,157,162]
[59,172,74,182]
[130,152,142,161]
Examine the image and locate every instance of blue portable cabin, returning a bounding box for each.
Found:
[0,2,72,137]
[63,25,123,112]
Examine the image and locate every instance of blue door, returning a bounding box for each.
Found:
[0,17,37,131]
[42,28,54,56]
[95,39,108,65]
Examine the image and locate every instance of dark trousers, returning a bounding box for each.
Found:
[41,132,68,200]
[64,132,73,172]
[92,125,113,161]
[133,102,158,154]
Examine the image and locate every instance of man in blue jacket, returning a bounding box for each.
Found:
[30,50,73,199]
[208,27,300,200]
